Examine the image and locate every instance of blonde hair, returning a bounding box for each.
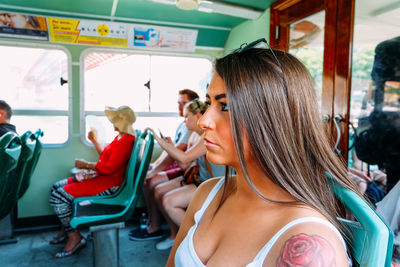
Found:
[215,48,360,241]
[185,99,208,115]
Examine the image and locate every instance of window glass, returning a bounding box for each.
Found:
[0,46,68,110]
[84,51,212,143]
[12,116,68,144]
[150,56,212,112]
[85,53,150,111]
[85,115,182,144]
[289,11,325,109]
[0,45,69,144]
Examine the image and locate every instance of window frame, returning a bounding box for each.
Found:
[0,40,73,147]
[80,47,213,146]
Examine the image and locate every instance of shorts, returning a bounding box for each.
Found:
[163,161,184,180]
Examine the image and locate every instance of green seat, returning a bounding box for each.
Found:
[70,130,153,229]
[0,131,36,219]
[18,129,44,199]
[328,172,393,266]
[0,132,22,220]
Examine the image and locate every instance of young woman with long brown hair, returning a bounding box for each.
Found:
[167,40,359,266]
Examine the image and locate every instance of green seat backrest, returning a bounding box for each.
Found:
[18,129,44,199]
[70,131,153,229]
[327,172,393,266]
[121,131,154,220]
[105,130,141,198]
[0,131,36,218]
[0,132,21,220]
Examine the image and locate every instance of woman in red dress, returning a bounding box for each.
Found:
[49,106,136,258]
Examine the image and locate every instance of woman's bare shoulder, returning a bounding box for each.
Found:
[189,177,224,210]
[261,214,349,267]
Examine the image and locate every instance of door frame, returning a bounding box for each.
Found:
[270,0,355,161]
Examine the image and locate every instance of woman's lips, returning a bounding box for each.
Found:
[204,138,218,148]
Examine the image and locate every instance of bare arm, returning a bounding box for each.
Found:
[88,131,103,155]
[146,128,206,165]
[348,167,372,183]
[264,223,349,267]
[75,159,96,170]
[148,143,188,177]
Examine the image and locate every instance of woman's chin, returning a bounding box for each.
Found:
[205,151,229,166]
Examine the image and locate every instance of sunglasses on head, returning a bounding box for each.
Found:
[193,99,201,110]
[233,38,283,68]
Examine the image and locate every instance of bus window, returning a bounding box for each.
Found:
[0,45,69,144]
[289,11,325,109]
[83,51,212,143]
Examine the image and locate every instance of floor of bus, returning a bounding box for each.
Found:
[0,222,170,267]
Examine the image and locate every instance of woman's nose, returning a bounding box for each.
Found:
[198,109,212,130]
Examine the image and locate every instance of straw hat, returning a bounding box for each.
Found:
[104,106,136,135]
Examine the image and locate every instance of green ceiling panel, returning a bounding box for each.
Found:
[191,28,230,47]
[116,1,245,28]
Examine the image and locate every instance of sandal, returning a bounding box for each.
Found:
[49,235,67,245]
[55,237,87,258]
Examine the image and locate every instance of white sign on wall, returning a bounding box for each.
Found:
[129,24,198,52]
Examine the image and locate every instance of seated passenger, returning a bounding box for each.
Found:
[130,100,224,250]
[348,146,386,206]
[132,89,198,240]
[49,106,136,258]
[168,40,360,266]
[0,100,17,137]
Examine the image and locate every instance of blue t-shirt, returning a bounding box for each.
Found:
[174,122,191,145]
[197,156,225,183]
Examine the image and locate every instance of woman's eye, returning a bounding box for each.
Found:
[221,103,228,111]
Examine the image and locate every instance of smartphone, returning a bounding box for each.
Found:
[158,128,165,139]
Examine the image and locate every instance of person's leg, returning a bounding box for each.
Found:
[149,176,182,233]
[49,178,69,241]
[130,177,183,241]
[162,184,197,227]
[50,183,118,257]
[158,184,196,240]
[142,172,168,228]
[49,185,84,255]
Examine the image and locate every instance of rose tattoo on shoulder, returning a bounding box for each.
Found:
[276,233,335,267]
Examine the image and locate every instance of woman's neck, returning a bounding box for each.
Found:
[118,132,126,139]
[233,161,295,203]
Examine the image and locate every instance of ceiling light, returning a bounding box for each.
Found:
[199,1,262,20]
[176,0,199,10]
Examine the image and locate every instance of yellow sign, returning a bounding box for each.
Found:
[48,18,127,47]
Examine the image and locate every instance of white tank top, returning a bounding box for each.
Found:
[175,178,350,267]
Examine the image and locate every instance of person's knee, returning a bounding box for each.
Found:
[149,176,163,190]
[161,194,176,213]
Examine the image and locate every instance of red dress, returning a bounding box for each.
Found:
[64,134,136,198]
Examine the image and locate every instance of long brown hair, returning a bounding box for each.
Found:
[215,48,359,239]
